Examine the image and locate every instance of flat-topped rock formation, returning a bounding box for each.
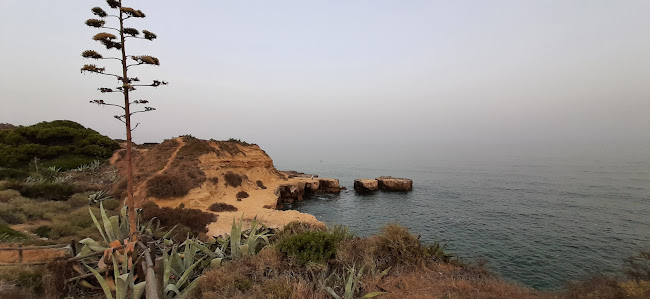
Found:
[376,176,413,191]
[354,179,379,193]
[281,170,318,179]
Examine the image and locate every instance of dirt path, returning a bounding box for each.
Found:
[133,138,185,200]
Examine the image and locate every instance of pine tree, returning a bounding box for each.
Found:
[81,0,167,238]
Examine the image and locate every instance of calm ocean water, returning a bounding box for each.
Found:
[276,153,650,290]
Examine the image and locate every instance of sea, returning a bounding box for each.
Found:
[273,148,650,290]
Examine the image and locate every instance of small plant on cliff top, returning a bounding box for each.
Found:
[276,231,339,265]
[82,0,167,238]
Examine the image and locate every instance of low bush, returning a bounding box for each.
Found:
[256,180,267,189]
[0,266,44,295]
[236,191,249,199]
[276,231,339,265]
[0,189,21,202]
[209,177,219,184]
[371,223,426,266]
[146,174,191,198]
[5,181,77,201]
[208,202,238,212]
[141,201,217,238]
[33,225,52,238]
[0,168,29,180]
[67,192,90,208]
[224,171,243,187]
[47,207,107,241]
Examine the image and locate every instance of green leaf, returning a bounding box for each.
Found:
[190,240,217,258]
[163,247,171,288]
[164,283,181,298]
[361,292,387,298]
[177,257,205,289]
[210,258,223,268]
[162,224,178,240]
[89,207,109,244]
[133,281,146,299]
[85,264,114,299]
[116,273,129,299]
[100,202,117,241]
[324,286,341,299]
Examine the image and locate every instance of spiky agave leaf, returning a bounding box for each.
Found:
[82,50,103,59]
[86,19,106,28]
[123,27,139,36]
[131,55,160,65]
[106,0,120,9]
[121,7,146,18]
[92,7,108,18]
[142,30,157,40]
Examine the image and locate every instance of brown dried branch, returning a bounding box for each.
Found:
[123,27,140,37]
[91,7,107,18]
[142,30,157,40]
[121,7,146,18]
[106,0,120,9]
[81,50,103,59]
[81,64,105,74]
[130,55,160,65]
[85,19,105,28]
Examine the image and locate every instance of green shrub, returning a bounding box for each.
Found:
[0,120,119,170]
[18,201,70,220]
[101,198,121,210]
[0,202,26,224]
[6,182,77,201]
[0,168,29,180]
[33,225,52,238]
[67,192,91,208]
[276,231,339,265]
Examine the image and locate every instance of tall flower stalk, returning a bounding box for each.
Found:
[81,0,167,238]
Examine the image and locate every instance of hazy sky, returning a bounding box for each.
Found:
[1,1,649,163]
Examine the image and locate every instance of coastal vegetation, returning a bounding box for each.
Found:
[0,120,119,178]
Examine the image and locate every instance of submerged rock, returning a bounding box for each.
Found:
[376,176,413,192]
[354,179,379,193]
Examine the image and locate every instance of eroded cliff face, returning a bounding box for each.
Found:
[110,136,323,236]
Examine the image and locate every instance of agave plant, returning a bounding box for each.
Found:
[160,239,224,298]
[323,264,387,299]
[89,189,114,205]
[216,216,272,259]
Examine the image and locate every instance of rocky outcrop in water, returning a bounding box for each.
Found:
[354,179,379,193]
[318,178,341,193]
[376,176,413,192]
